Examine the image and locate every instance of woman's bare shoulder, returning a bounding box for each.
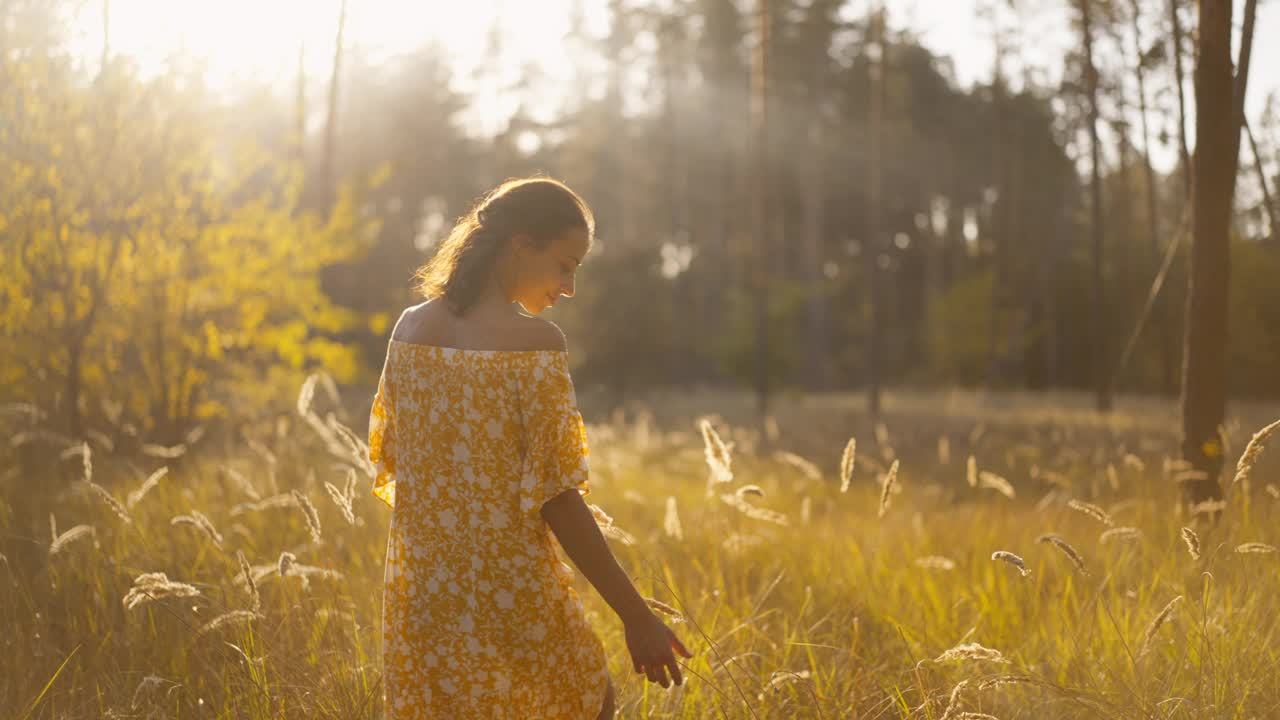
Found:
[514,317,568,352]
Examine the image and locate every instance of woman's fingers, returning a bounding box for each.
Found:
[666,654,684,686]
[645,660,668,688]
[669,631,693,658]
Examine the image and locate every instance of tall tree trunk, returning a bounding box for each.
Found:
[1080,0,1111,412]
[751,0,771,421]
[321,0,347,212]
[1128,0,1175,394]
[802,52,829,391]
[1169,0,1191,200]
[1244,119,1278,243]
[1180,0,1238,505]
[864,7,884,418]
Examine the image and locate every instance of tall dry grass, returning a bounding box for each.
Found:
[2,384,1279,718]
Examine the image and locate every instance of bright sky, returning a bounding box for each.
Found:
[69,0,1278,166]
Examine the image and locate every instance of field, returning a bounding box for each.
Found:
[3,384,1280,719]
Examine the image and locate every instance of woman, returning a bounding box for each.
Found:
[369,176,692,719]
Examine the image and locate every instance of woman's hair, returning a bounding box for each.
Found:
[413,176,594,316]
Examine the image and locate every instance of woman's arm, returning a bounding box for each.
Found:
[541,489,691,687]
[541,489,651,623]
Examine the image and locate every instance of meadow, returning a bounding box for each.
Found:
[3,382,1279,719]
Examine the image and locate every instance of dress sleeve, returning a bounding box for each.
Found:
[518,352,592,519]
[369,361,397,509]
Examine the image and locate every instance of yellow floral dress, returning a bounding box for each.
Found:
[368,339,610,719]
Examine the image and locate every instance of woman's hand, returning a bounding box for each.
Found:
[623,610,693,689]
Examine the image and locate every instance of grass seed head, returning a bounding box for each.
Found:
[290,490,322,543]
[1037,533,1087,575]
[878,459,900,518]
[991,550,1031,577]
[934,642,1010,664]
[1235,542,1278,554]
[1181,527,1201,561]
[1232,418,1280,488]
[1099,526,1143,544]
[840,437,857,493]
[122,572,201,610]
[1067,499,1113,526]
[1138,595,1183,657]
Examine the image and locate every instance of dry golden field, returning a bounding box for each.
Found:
[3,383,1279,719]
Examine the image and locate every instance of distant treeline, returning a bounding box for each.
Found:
[2,0,1278,442]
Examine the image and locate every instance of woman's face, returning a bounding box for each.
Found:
[510,226,590,315]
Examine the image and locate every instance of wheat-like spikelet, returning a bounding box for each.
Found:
[1122,453,1145,472]
[1235,542,1278,554]
[915,555,957,571]
[324,471,357,525]
[1231,418,1280,488]
[290,490,322,543]
[1037,533,1087,575]
[800,495,812,525]
[1067,499,1113,526]
[700,418,734,487]
[590,504,636,545]
[49,525,96,555]
[644,597,686,623]
[297,373,319,416]
[1099,526,1143,544]
[130,674,173,710]
[1181,527,1201,561]
[1106,463,1119,491]
[991,551,1031,577]
[977,675,1032,691]
[230,493,297,516]
[939,679,970,720]
[878,459,900,518]
[937,435,951,465]
[84,479,133,525]
[1189,499,1228,517]
[278,551,297,578]
[1138,595,1183,657]
[326,414,373,472]
[774,451,822,482]
[122,572,201,610]
[86,429,114,452]
[141,442,187,459]
[171,510,224,550]
[719,492,790,526]
[196,610,262,638]
[839,437,856,493]
[237,550,260,613]
[933,642,1010,664]
[979,471,1016,499]
[222,466,262,501]
[1267,484,1280,499]
[1173,469,1209,486]
[663,496,683,540]
[966,455,977,487]
[246,437,277,466]
[126,467,168,509]
[736,484,765,499]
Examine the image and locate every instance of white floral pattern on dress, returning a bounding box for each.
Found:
[370,340,609,719]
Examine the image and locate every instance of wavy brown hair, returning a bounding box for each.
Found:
[413,176,594,316]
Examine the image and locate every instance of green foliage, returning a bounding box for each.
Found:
[712,279,811,389]
[0,56,379,438]
[926,270,1031,386]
